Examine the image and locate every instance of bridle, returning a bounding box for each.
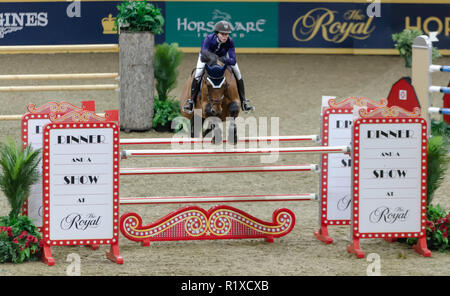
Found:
[204,67,229,107]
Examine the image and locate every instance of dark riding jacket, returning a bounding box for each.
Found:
[201,33,236,66]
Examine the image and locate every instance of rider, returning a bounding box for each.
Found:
[183,20,254,113]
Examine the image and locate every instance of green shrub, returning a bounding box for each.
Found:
[431,119,450,143]
[392,29,441,68]
[115,1,164,34]
[0,138,41,219]
[153,97,181,128]
[152,42,184,131]
[426,135,449,205]
[154,42,184,101]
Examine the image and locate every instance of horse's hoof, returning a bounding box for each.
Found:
[245,106,255,113]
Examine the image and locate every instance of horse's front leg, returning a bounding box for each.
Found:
[203,117,223,144]
[227,101,240,144]
[191,111,203,138]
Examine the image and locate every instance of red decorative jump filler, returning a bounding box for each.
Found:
[120,205,295,245]
[347,106,430,258]
[41,109,122,265]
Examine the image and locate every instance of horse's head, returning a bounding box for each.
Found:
[203,63,228,116]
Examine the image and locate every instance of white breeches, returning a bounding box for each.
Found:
[194,53,242,81]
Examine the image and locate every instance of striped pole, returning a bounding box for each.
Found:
[429,65,450,73]
[429,86,450,94]
[120,164,319,175]
[120,135,319,145]
[120,193,317,205]
[428,107,450,115]
[0,73,119,81]
[121,145,351,158]
[0,84,119,92]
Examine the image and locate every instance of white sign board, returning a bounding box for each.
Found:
[42,123,119,245]
[22,117,51,227]
[320,108,353,224]
[21,101,95,228]
[351,118,427,238]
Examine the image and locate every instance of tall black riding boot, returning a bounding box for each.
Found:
[236,79,254,112]
[183,78,201,113]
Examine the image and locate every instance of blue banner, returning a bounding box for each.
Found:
[0,1,448,52]
[0,1,165,45]
[278,2,450,50]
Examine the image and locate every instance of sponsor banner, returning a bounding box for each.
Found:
[165,1,278,48]
[1,1,448,52]
[0,1,165,45]
[278,2,450,50]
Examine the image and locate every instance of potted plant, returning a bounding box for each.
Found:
[392,29,441,68]
[153,42,184,132]
[115,0,164,132]
[0,138,42,263]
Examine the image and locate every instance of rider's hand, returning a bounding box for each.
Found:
[219,56,227,65]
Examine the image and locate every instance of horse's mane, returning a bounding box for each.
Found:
[200,50,218,66]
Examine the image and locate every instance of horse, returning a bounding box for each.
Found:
[180,51,240,143]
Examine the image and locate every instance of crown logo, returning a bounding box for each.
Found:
[102,14,117,34]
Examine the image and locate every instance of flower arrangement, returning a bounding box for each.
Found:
[407,204,449,252]
[0,216,43,263]
[0,138,42,263]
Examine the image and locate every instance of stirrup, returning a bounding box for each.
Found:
[182,99,194,114]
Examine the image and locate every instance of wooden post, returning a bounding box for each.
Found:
[119,32,155,132]
[412,35,432,136]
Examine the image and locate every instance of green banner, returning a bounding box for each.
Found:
[165,1,278,48]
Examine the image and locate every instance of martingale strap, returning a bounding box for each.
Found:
[206,76,226,88]
[205,64,227,88]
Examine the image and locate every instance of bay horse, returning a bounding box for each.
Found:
[180,51,240,143]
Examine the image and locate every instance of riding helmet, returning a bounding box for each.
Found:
[214,20,232,34]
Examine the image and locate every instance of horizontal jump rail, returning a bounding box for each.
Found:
[0,44,119,54]
[0,73,118,81]
[121,145,351,158]
[429,107,450,115]
[119,135,320,145]
[429,86,450,94]
[120,193,318,205]
[0,84,119,92]
[429,65,450,73]
[0,115,26,121]
[120,164,319,175]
